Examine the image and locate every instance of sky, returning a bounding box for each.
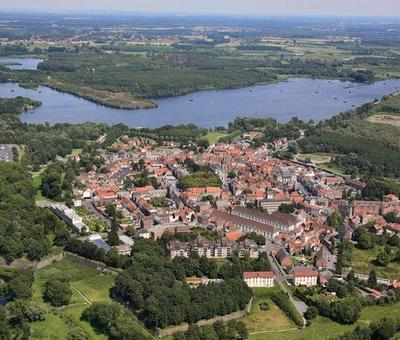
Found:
[2,0,400,17]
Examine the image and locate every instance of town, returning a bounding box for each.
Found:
[39,132,400,299]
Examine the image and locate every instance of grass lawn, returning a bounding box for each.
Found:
[242,287,297,335]
[30,259,115,339]
[32,170,46,200]
[296,153,332,164]
[248,302,400,340]
[351,245,400,280]
[205,131,227,144]
[71,148,83,156]
[317,162,350,177]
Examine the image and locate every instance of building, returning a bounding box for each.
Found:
[89,234,111,252]
[168,237,259,259]
[314,246,336,271]
[276,248,293,268]
[243,271,274,288]
[259,198,292,213]
[292,266,318,286]
[0,144,17,162]
[231,207,299,231]
[50,204,88,233]
[212,209,278,239]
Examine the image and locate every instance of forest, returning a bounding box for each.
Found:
[298,96,400,179]
[111,238,270,329]
[0,163,69,262]
[0,96,41,115]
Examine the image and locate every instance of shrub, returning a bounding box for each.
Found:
[271,292,303,327]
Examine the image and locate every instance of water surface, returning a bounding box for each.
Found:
[0,57,43,70]
[0,78,400,128]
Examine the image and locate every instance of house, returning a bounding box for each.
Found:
[292,266,318,286]
[243,271,274,288]
[276,248,293,268]
[314,246,336,271]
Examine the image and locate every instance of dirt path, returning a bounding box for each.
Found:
[71,285,92,305]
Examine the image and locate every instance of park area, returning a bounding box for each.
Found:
[30,259,115,340]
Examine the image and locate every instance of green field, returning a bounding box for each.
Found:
[351,246,400,280]
[242,287,298,335]
[249,302,400,340]
[205,131,227,144]
[296,153,332,164]
[30,259,115,340]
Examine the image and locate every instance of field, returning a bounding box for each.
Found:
[296,153,332,164]
[368,114,400,127]
[249,302,400,340]
[31,169,45,200]
[205,131,227,144]
[351,245,400,280]
[30,259,115,340]
[242,287,298,336]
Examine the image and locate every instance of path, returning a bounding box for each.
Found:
[263,242,307,327]
[71,284,92,305]
[250,328,298,335]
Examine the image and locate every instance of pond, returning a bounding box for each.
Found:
[0,57,44,70]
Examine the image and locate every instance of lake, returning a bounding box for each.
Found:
[1,57,400,127]
[0,57,44,70]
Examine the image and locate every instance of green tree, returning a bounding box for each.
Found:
[108,218,120,246]
[43,278,72,306]
[368,270,377,288]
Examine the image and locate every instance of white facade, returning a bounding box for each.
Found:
[243,272,274,288]
[294,275,318,287]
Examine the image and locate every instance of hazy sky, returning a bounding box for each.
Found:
[2,0,400,17]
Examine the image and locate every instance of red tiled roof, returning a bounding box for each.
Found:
[293,267,318,277]
[243,271,273,279]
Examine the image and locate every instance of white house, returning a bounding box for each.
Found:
[292,267,318,286]
[243,271,274,288]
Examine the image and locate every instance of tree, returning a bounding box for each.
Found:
[108,218,120,246]
[67,327,89,340]
[371,317,397,340]
[43,278,72,306]
[279,203,296,214]
[368,270,377,288]
[330,298,362,324]
[375,251,391,267]
[105,204,117,218]
[305,306,319,320]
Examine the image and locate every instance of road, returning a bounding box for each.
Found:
[262,242,307,326]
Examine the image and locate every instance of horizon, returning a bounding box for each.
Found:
[2,0,400,18]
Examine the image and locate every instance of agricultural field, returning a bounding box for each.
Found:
[30,259,115,340]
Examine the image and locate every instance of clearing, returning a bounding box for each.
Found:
[296,153,332,164]
[368,113,400,127]
[351,245,400,280]
[205,131,227,144]
[30,259,115,340]
[242,287,297,335]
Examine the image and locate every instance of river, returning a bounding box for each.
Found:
[1,58,400,128]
